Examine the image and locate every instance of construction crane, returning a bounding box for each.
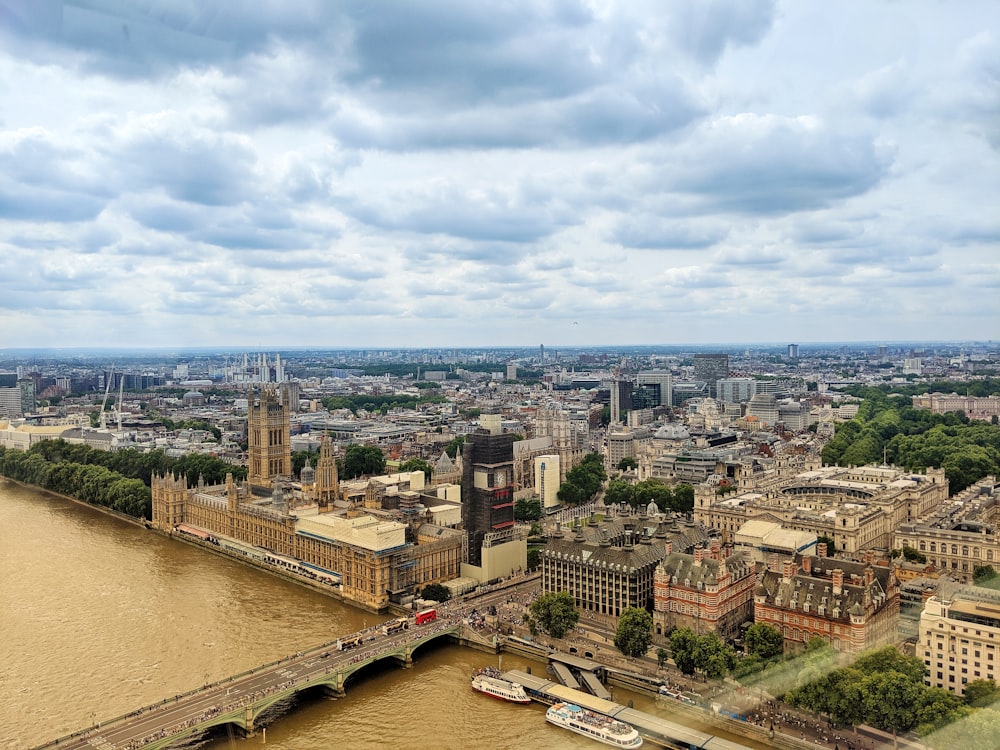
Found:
[99,365,114,431]
[115,373,124,432]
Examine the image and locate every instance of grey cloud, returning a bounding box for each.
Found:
[664,115,891,214]
[850,59,915,119]
[105,123,258,207]
[612,216,728,250]
[0,180,105,222]
[668,0,776,65]
[343,188,570,244]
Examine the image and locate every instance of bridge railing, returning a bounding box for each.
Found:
[33,618,470,750]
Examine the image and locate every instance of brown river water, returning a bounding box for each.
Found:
[0,479,762,750]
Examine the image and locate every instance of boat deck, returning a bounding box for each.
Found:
[503,670,753,750]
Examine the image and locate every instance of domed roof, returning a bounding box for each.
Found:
[655,424,689,440]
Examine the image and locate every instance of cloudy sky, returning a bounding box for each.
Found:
[0,1,997,350]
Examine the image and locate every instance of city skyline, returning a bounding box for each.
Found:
[1,1,997,349]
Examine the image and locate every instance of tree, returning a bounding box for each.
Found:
[860,671,921,748]
[672,484,694,512]
[693,633,736,679]
[634,478,673,512]
[529,591,579,639]
[656,647,669,669]
[964,679,1000,707]
[420,583,451,602]
[617,457,638,471]
[744,622,783,661]
[603,478,635,507]
[526,548,542,571]
[343,444,386,479]
[444,436,465,459]
[900,545,927,564]
[514,497,543,521]
[853,646,926,683]
[816,535,837,552]
[399,458,434,480]
[669,627,698,676]
[974,565,998,584]
[614,607,653,658]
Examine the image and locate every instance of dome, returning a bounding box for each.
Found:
[655,424,689,440]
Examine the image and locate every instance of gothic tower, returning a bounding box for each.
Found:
[314,434,339,513]
[247,385,292,489]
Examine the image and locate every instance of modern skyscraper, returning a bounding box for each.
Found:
[461,427,516,566]
[787,344,799,359]
[693,353,729,399]
[634,370,673,409]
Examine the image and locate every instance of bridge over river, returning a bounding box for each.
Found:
[36,617,495,750]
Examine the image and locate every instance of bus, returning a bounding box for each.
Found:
[336,634,364,651]
[415,608,437,625]
[382,618,409,636]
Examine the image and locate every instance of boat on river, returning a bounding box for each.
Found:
[471,667,531,704]
[545,702,643,747]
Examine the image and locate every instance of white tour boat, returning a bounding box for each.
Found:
[545,702,643,748]
[470,667,531,704]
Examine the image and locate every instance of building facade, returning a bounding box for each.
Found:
[920,586,1000,695]
[247,385,292,488]
[693,354,730,399]
[696,463,949,555]
[541,513,712,620]
[151,472,463,611]
[461,428,516,566]
[754,552,899,654]
[652,542,755,641]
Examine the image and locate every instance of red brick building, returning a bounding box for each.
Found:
[753,551,899,654]
[653,539,756,641]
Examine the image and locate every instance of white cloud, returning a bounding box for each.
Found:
[0,0,996,347]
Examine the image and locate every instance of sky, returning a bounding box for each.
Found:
[0,0,997,350]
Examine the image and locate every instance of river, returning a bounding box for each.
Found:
[1,479,763,749]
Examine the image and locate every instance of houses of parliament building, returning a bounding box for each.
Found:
[152,386,463,611]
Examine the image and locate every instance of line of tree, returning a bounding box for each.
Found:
[556,452,606,505]
[0,444,151,518]
[784,646,970,748]
[320,393,447,415]
[150,415,222,440]
[669,627,738,680]
[341,444,387,479]
[0,439,249,520]
[821,388,1000,493]
[603,478,694,513]
[842,378,1000,400]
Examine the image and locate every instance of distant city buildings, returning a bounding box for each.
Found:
[693,354,729,399]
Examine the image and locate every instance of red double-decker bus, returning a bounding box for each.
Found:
[415,608,437,625]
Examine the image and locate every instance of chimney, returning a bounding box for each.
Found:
[865,566,874,587]
[782,559,796,581]
[802,556,812,575]
[664,540,673,556]
[710,538,721,560]
[832,568,844,596]
[817,542,827,558]
[864,549,875,566]
[694,545,705,566]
